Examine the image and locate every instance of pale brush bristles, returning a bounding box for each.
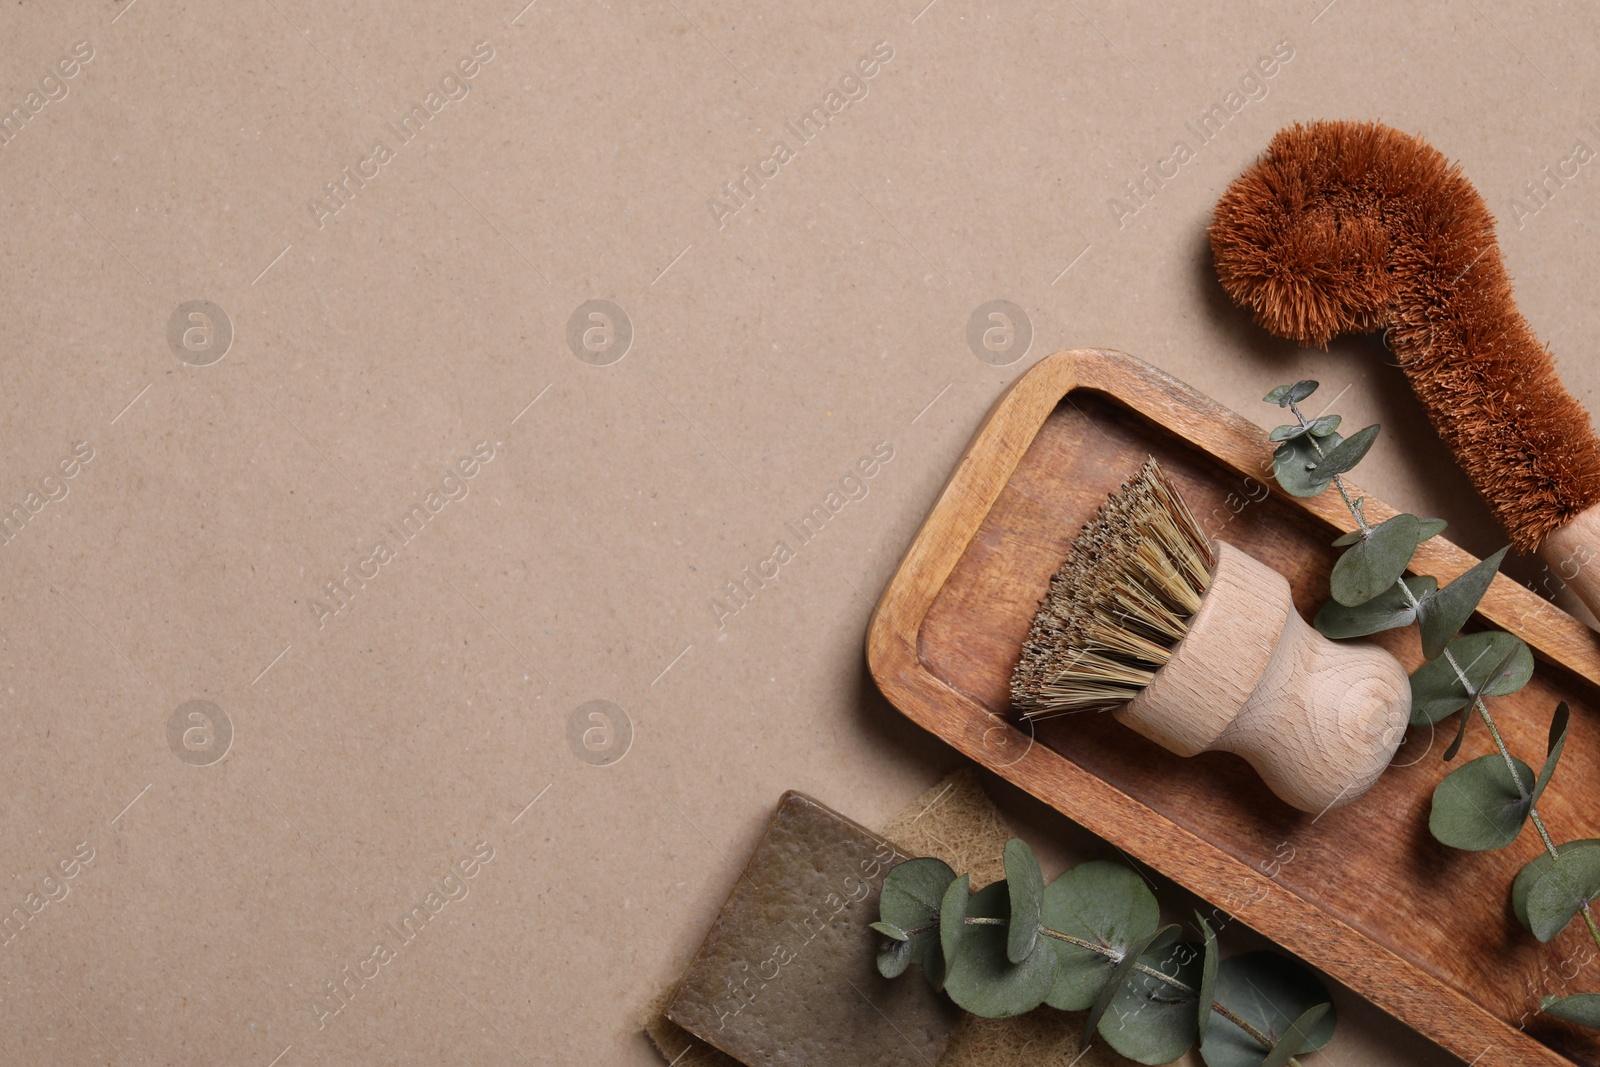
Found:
[1010,458,1215,719]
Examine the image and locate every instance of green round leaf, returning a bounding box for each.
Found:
[1514,839,1600,935]
[1269,415,1342,444]
[1416,547,1510,660]
[879,857,957,984]
[1416,517,1449,540]
[1311,423,1379,480]
[1273,434,1336,498]
[1097,938,1203,1065]
[1429,753,1535,851]
[1260,1003,1332,1067]
[939,873,972,986]
[1041,861,1161,1011]
[879,857,956,928]
[942,881,1058,1018]
[1269,423,1307,443]
[1433,643,1536,768]
[1199,952,1337,1067]
[1409,632,1534,725]
[877,935,914,978]
[1264,381,1318,407]
[1478,638,1535,698]
[870,920,908,941]
[1085,924,1173,1046]
[1525,842,1600,942]
[1329,514,1434,607]
[1004,838,1044,964]
[1543,993,1600,1029]
[1316,574,1435,639]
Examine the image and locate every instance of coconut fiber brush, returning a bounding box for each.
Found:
[1011,459,1409,813]
[1210,119,1600,620]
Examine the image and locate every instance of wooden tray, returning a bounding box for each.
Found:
[867,348,1600,1067]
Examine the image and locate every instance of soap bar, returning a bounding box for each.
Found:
[665,791,959,1066]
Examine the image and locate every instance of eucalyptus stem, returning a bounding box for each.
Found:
[1285,400,1600,954]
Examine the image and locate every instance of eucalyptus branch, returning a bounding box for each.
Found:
[1285,401,1530,791]
[1286,401,1535,796]
[1275,387,1600,982]
[1267,379,1600,1030]
[874,845,1336,1061]
[1027,920,1301,1061]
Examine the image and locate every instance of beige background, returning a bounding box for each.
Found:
[2,0,1596,1063]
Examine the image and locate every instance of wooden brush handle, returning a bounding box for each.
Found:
[1118,541,1410,813]
[1541,503,1600,625]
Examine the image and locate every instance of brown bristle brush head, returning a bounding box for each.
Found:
[1209,120,1600,621]
[1011,458,1214,717]
[1011,458,1410,814]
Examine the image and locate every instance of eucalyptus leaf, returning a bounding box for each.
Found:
[1429,753,1536,851]
[1440,692,1474,762]
[1409,632,1534,725]
[870,921,908,941]
[1268,415,1341,444]
[879,857,956,928]
[1316,575,1436,639]
[1477,639,1534,698]
[1329,514,1437,607]
[1416,547,1510,659]
[1259,1003,1332,1067]
[1543,993,1600,1028]
[1041,860,1161,1011]
[1085,924,1174,1046]
[1199,952,1337,1067]
[1196,913,1220,1045]
[1524,841,1600,942]
[1311,423,1379,479]
[1330,515,1445,547]
[1534,702,1571,807]
[1146,925,1180,956]
[1003,838,1044,964]
[1098,938,1203,1065]
[1264,381,1318,407]
[942,881,1058,1018]
[878,857,957,984]
[1273,433,1339,498]
[1436,640,1525,762]
[940,873,972,987]
[877,935,914,978]
[1514,839,1600,934]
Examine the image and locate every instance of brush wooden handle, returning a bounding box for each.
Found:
[1117,541,1410,813]
[1542,503,1600,625]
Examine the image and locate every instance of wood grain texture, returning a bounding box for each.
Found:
[1210,596,1409,814]
[866,349,1600,1067]
[1117,541,1289,758]
[1120,540,1409,813]
[1545,504,1600,627]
